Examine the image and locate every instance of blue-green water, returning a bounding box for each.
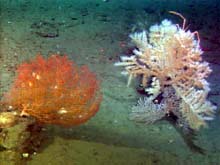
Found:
[0,0,220,164]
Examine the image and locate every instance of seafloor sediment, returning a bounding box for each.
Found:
[0,0,220,164]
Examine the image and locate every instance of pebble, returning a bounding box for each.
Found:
[22,153,29,158]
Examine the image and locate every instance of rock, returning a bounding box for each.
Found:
[30,21,59,38]
[0,118,32,149]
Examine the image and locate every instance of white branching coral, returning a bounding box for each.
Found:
[115,14,216,130]
[129,86,180,126]
[129,96,166,124]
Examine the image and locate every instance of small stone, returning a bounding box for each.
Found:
[168,139,174,144]
[22,153,29,158]
[8,105,13,110]
[0,112,17,128]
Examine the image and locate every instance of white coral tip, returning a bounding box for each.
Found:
[133,49,142,56]
[121,71,129,75]
[161,19,172,26]
[202,116,214,121]
[114,62,122,66]
[149,24,160,32]
[120,55,135,61]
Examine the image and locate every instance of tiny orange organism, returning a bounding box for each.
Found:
[3,54,102,127]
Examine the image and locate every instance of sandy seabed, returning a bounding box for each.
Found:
[0,0,220,164]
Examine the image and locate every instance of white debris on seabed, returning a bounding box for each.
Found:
[22,153,29,158]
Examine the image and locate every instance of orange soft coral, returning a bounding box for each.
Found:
[2,55,102,127]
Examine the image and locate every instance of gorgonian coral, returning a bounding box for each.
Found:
[115,14,216,130]
[2,55,102,127]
